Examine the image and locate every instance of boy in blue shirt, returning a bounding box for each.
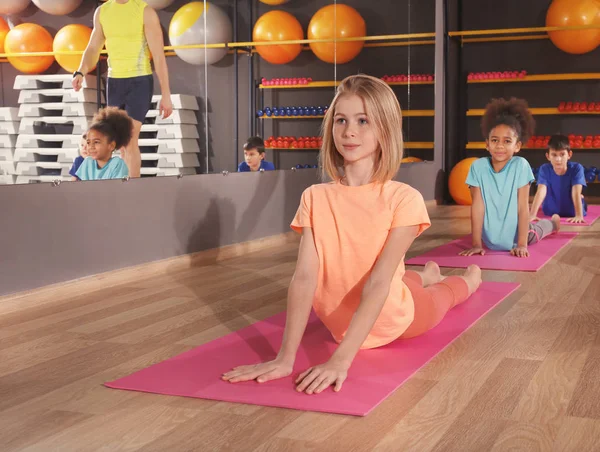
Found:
[460,98,560,258]
[530,134,587,224]
[70,132,88,181]
[238,136,275,172]
[76,107,130,181]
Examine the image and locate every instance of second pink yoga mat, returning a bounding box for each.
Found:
[406,232,577,272]
[537,204,600,226]
[105,281,520,416]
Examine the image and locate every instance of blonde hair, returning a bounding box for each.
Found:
[319,74,404,183]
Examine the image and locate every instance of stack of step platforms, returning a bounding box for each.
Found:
[13,74,102,184]
[0,107,19,184]
[140,94,200,177]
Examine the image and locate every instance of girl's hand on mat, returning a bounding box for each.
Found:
[221,359,293,384]
[295,361,348,394]
[567,216,585,224]
[510,246,529,258]
[459,247,485,256]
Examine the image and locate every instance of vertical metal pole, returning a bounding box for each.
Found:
[233,0,239,168]
[248,0,254,137]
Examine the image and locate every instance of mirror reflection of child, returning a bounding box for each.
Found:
[69,133,88,181]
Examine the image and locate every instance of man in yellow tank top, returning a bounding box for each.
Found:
[73,0,173,178]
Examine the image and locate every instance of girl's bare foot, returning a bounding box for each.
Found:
[422,261,443,286]
[551,214,561,233]
[463,264,482,296]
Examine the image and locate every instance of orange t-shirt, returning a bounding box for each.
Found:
[291,180,431,349]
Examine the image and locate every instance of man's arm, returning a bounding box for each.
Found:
[73,7,105,91]
[144,6,173,119]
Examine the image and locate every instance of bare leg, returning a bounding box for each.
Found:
[551,214,561,233]
[122,119,142,178]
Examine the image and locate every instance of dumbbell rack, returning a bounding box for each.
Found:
[12,74,101,184]
[139,94,201,177]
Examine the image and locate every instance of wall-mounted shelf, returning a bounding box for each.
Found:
[467,108,600,116]
[259,110,435,120]
[466,142,600,150]
[467,73,600,84]
[267,142,433,150]
[259,80,434,89]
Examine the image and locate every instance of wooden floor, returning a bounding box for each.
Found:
[1,205,599,452]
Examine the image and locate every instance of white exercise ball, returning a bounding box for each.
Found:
[0,0,31,15]
[145,0,175,10]
[32,0,82,15]
[169,1,232,65]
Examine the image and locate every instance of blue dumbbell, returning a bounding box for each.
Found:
[257,110,264,117]
[265,110,272,117]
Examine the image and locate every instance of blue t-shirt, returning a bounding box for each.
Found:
[75,156,129,181]
[69,156,85,178]
[536,162,587,217]
[466,156,534,251]
[237,160,275,172]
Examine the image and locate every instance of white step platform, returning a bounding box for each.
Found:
[19,102,97,118]
[146,109,197,125]
[0,160,16,175]
[151,94,199,111]
[16,175,72,184]
[18,88,103,104]
[19,117,89,135]
[14,74,99,91]
[139,138,200,154]
[16,134,81,149]
[0,175,15,184]
[0,122,19,134]
[0,148,13,161]
[13,148,80,163]
[0,108,19,122]
[0,135,17,148]
[140,124,199,139]
[16,162,72,176]
[141,167,196,177]
[141,153,200,168]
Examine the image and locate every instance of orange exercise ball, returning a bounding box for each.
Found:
[546,0,600,54]
[0,17,9,54]
[4,23,54,74]
[308,4,366,64]
[449,157,479,206]
[53,24,93,73]
[253,11,303,64]
[259,0,289,4]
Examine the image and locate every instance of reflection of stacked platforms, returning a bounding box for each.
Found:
[0,108,19,184]
[13,74,102,184]
[140,94,200,177]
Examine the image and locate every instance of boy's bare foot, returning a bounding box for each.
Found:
[551,214,561,233]
[423,261,443,286]
[463,264,482,296]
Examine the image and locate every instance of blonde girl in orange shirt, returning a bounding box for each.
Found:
[223,74,482,395]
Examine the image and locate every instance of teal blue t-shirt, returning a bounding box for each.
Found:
[465,156,534,251]
[75,157,129,181]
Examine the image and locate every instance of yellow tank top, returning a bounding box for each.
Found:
[100,0,152,78]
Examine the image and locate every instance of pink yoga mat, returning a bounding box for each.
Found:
[105,281,519,416]
[406,232,577,272]
[537,204,600,226]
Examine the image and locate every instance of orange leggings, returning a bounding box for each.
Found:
[400,270,470,339]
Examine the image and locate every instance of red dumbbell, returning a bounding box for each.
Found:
[574,140,583,148]
[593,139,600,148]
[580,102,588,111]
[565,102,573,112]
[558,102,566,112]
[587,102,595,111]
